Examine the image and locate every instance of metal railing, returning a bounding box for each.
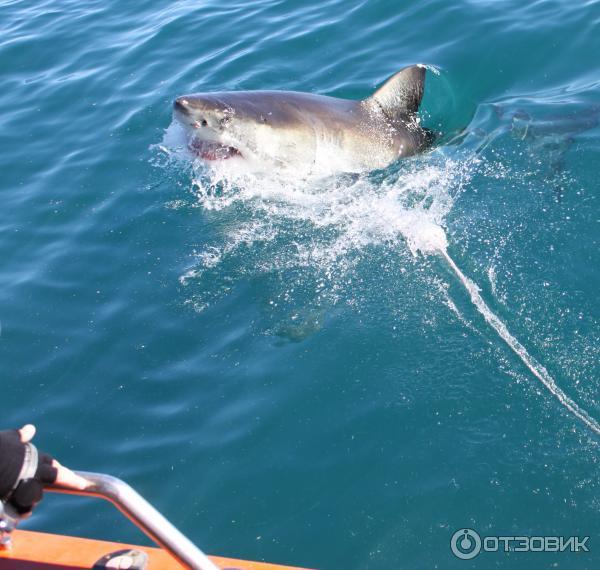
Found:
[48,471,220,570]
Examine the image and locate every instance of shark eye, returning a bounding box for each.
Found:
[201,119,208,127]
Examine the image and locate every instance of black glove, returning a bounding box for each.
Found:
[0,429,58,514]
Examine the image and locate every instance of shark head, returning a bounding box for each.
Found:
[173,89,325,167]
[173,94,251,161]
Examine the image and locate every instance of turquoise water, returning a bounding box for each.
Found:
[1,0,599,568]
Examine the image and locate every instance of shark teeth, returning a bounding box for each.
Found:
[189,138,242,161]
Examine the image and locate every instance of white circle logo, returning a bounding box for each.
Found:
[451,528,482,560]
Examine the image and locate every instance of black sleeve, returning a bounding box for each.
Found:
[0,429,58,514]
[0,430,26,502]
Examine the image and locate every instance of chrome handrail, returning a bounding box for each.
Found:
[48,471,220,570]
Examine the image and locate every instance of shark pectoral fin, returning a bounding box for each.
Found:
[366,64,426,119]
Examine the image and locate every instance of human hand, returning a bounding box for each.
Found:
[17,425,89,490]
[0,424,90,515]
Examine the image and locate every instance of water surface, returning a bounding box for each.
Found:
[1,1,599,568]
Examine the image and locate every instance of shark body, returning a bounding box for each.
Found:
[173,65,431,173]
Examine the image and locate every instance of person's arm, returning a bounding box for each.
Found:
[0,424,89,515]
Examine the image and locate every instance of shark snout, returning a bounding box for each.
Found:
[174,96,209,129]
[174,97,192,115]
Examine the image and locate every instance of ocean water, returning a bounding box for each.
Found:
[1,0,599,568]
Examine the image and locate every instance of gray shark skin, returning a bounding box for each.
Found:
[173,65,431,173]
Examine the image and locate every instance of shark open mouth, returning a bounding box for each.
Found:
[189,138,242,161]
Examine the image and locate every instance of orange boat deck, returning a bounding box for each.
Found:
[0,530,310,570]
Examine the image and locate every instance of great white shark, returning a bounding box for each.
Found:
[173,64,432,173]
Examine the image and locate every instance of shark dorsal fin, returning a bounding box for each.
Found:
[366,64,426,120]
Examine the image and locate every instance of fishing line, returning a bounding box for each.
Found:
[419,224,600,436]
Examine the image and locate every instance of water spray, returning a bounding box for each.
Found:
[159,119,599,436]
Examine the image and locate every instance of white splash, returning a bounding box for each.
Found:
[158,123,599,436]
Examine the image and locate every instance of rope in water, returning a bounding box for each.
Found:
[438,245,600,436]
